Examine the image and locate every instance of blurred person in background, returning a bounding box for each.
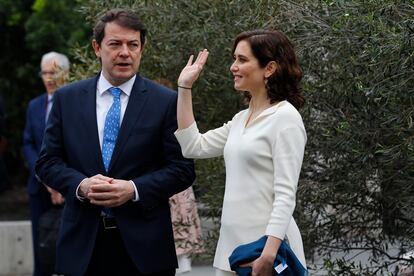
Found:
[23,51,69,276]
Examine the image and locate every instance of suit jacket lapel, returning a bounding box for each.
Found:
[108,75,149,172]
[80,75,105,172]
[40,93,47,131]
[35,94,47,147]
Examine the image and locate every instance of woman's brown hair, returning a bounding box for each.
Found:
[232,30,304,109]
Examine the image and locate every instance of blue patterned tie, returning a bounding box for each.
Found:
[101,87,121,217]
[102,87,122,171]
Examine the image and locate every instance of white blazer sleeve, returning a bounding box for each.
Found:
[265,116,307,239]
[174,121,232,159]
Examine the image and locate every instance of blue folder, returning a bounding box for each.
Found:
[229,235,308,276]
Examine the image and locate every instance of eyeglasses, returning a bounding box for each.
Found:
[38,71,59,78]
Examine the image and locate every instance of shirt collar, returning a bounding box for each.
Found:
[247,100,286,118]
[97,72,136,96]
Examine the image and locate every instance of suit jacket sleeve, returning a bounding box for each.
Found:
[35,90,86,196]
[23,101,39,174]
[132,93,196,209]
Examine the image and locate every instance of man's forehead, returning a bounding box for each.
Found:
[42,59,60,69]
[103,23,141,41]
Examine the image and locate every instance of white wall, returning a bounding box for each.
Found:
[0,221,33,276]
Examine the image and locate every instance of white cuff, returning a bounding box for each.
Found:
[130,180,139,201]
[76,178,88,202]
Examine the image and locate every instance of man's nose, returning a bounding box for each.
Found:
[119,44,130,56]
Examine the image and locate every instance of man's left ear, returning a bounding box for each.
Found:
[265,61,278,78]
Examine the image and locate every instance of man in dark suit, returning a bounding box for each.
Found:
[35,9,195,276]
[23,51,69,276]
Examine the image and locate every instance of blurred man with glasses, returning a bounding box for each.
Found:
[23,51,69,276]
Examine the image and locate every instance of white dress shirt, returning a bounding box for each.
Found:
[175,100,307,271]
[76,73,138,201]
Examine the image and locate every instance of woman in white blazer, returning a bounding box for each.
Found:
[175,30,307,276]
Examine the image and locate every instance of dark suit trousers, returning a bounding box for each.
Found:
[29,190,53,276]
[84,219,175,276]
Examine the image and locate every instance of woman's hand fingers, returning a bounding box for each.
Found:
[239,261,253,267]
[186,54,194,66]
[195,49,209,67]
[194,50,203,64]
[178,49,209,88]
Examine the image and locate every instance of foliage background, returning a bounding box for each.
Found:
[0,0,90,190]
[0,0,412,274]
[273,1,414,274]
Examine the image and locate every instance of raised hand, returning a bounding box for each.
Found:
[178,49,209,88]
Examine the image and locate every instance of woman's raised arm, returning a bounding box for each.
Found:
[176,49,209,130]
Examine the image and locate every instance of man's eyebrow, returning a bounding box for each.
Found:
[107,39,140,43]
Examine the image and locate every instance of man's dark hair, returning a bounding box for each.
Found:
[93,8,147,46]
